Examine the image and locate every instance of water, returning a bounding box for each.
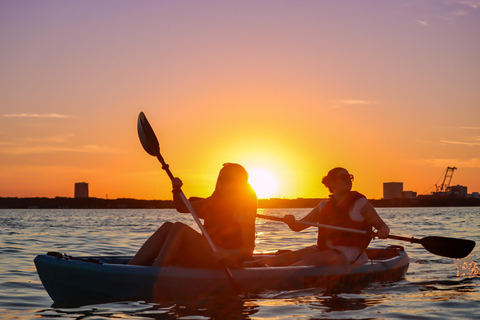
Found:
[1,207,479,319]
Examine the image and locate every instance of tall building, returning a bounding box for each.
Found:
[383,182,403,199]
[75,182,89,198]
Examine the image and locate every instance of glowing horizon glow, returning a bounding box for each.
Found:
[248,168,279,199]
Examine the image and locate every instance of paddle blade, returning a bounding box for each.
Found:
[137,112,160,157]
[420,236,476,259]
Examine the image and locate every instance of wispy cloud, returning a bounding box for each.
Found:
[415,139,444,145]
[0,134,120,155]
[457,0,480,9]
[441,0,480,22]
[451,10,468,16]
[339,100,375,105]
[431,126,480,130]
[3,113,72,118]
[0,144,120,155]
[23,134,76,144]
[413,158,480,168]
[416,125,480,148]
[417,20,429,27]
[440,139,480,146]
[331,100,378,108]
[417,1,479,25]
[460,127,480,130]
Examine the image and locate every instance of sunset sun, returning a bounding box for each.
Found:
[248,168,279,199]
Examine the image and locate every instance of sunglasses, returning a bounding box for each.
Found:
[335,174,354,182]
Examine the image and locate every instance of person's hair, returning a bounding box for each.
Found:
[219,163,249,183]
[322,167,347,192]
[211,163,256,204]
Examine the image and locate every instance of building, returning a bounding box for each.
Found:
[448,185,468,197]
[470,192,480,199]
[383,182,403,199]
[74,182,89,198]
[402,191,417,198]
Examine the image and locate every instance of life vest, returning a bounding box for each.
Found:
[202,191,256,250]
[204,210,242,249]
[316,191,372,251]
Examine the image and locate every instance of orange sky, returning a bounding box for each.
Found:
[1,1,479,200]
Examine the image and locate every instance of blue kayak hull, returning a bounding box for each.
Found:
[34,247,409,304]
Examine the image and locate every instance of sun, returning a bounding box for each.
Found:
[248,168,279,199]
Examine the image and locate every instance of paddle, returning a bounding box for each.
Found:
[137,112,240,293]
[256,213,475,259]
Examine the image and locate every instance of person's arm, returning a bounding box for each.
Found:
[283,202,325,232]
[171,177,208,218]
[361,202,390,239]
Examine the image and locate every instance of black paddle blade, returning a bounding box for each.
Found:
[420,236,476,259]
[137,112,160,157]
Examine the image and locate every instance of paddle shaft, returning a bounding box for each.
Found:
[137,113,239,293]
[256,213,367,235]
[156,155,218,252]
[161,161,239,292]
[387,234,422,244]
[256,213,475,258]
[256,213,432,241]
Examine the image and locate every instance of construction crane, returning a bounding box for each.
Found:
[435,167,457,193]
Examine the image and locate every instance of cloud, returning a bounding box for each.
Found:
[451,10,468,16]
[331,100,378,108]
[413,158,480,168]
[23,134,76,144]
[457,0,480,9]
[419,1,479,24]
[0,144,120,155]
[415,139,444,145]
[418,128,480,147]
[0,133,119,155]
[3,113,72,118]
[417,20,429,27]
[431,126,480,130]
[440,139,480,146]
[339,100,375,105]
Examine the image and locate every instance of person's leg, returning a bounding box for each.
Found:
[244,246,318,267]
[128,222,174,265]
[292,249,347,266]
[153,222,217,268]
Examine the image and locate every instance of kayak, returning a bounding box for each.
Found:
[34,246,409,305]
[35,246,409,304]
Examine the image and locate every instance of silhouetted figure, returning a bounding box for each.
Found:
[129,163,257,268]
[247,167,389,267]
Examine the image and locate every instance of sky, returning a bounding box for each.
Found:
[1,0,479,200]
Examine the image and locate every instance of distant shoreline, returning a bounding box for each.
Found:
[1,196,480,209]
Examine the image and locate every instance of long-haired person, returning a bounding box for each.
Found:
[129,163,257,268]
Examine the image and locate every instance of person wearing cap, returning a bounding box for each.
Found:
[247,167,389,267]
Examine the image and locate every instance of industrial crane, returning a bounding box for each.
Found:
[435,167,457,193]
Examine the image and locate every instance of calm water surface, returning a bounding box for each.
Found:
[1,207,479,319]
